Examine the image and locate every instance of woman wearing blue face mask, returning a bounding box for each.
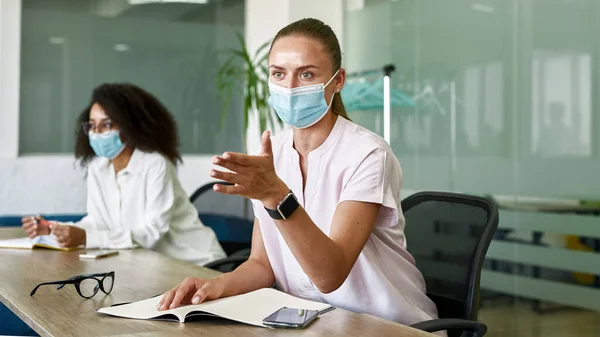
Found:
[159,18,441,334]
[21,83,226,266]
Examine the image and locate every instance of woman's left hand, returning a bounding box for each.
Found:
[210,131,290,209]
[50,223,86,247]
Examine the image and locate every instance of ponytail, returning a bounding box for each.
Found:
[331,92,350,121]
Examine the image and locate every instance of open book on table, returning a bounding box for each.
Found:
[97,287,334,327]
[0,235,82,251]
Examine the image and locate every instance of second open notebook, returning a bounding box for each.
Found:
[0,235,81,251]
[97,287,334,327]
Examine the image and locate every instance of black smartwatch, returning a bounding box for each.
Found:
[264,190,300,220]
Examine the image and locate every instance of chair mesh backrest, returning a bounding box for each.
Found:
[190,182,254,256]
[402,192,498,321]
[190,183,252,220]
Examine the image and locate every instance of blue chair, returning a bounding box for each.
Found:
[189,182,254,271]
[0,215,85,227]
[198,213,253,256]
[0,216,26,227]
[0,304,38,336]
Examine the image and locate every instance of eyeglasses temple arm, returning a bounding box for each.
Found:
[30,280,76,296]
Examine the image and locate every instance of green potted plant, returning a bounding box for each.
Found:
[216,32,282,152]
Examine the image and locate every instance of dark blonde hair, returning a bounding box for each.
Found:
[270,18,350,120]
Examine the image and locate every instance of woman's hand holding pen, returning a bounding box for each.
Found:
[21,215,51,238]
[50,224,86,248]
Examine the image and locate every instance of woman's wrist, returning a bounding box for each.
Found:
[261,180,291,210]
[215,274,228,296]
[80,227,87,246]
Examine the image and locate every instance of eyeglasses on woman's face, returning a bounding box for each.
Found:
[82,120,116,134]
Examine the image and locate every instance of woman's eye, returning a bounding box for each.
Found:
[272,72,283,79]
[300,72,313,79]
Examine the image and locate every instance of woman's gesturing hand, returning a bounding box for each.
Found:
[210,131,290,209]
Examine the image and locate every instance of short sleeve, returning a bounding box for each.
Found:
[338,147,400,228]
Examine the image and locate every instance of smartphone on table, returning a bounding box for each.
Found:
[79,250,119,259]
[263,307,320,329]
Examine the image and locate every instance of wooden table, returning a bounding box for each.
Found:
[0,227,433,337]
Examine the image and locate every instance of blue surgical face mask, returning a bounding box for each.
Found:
[268,69,340,129]
[89,130,126,159]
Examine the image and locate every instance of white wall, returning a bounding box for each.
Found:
[0,0,20,158]
[0,156,86,215]
[0,155,217,215]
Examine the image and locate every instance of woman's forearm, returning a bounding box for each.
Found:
[260,186,350,293]
[267,198,379,294]
[217,257,276,297]
[273,208,349,293]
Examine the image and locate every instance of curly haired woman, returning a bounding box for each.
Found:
[22,83,226,266]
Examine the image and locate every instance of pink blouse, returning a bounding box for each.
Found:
[252,117,439,327]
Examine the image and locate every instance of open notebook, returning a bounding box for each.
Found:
[98,288,334,327]
[0,235,82,251]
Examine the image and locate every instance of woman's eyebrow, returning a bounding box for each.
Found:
[88,117,110,122]
[269,65,320,71]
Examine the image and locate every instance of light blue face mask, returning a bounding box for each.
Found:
[89,130,126,159]
[268,70,340,129]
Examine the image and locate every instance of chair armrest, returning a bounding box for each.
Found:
[410,318,487,337]
[189,181,234,203]
[203,256,249,272]
[229,248,251,257]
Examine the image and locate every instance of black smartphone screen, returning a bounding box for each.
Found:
[263,307,320,328]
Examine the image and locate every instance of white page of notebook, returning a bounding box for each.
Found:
[0,237,35,249]
[0,235,60,249]
[197,288,332,327]
[98,288,333,327]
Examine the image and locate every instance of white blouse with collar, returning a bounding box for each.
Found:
[64,149,226,266]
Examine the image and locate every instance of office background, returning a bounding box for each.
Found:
[1,0,599,336]
[345,1,600,336]
[346,0,598,197]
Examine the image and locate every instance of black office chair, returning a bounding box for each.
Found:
[402,191,498,337]
[203,251,251,272]
[189,181,253,272]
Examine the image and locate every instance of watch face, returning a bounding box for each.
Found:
[278,192,299,219]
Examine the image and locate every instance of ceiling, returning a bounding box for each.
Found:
[22,0,244,23]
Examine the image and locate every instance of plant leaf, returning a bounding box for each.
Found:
[253,39,271,62]
[219,89,231,128]
[265,104,275,131]
[256,51,270,68]
[215,32,275,139]
[227,49,248,60]
[259,105,267,134]
[243,93,250,138]
[235,32,253,65]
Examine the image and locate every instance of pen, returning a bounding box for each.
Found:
[32,215,52,233]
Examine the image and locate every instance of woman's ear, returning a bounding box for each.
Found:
[336,68,346,93]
